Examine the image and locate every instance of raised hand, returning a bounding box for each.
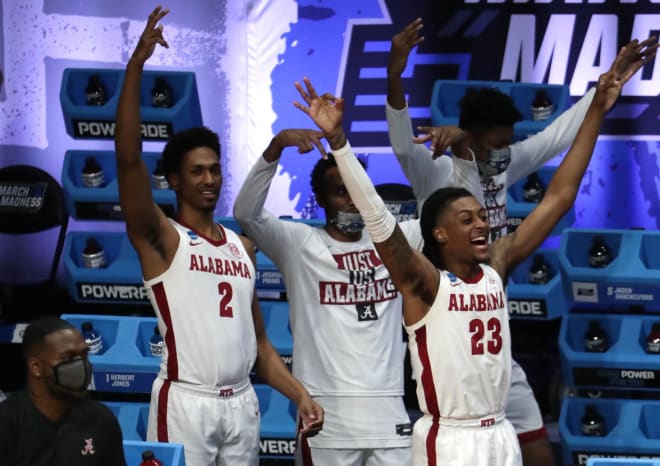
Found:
[263,129,327,162]
[413,125,466,159]
[293,77,346,148]
[388,18,424,78]
[278,129,326,154]
[130,6,170,66]
[593,67,624,114]
[610,36,658,83]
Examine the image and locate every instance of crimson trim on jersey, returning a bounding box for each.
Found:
[297,418,314,465]
[175,218,229,247]
[461,266,484,284]
[518,425,548,443]
[153,282,179,380]
[415,325,440,417]
[157,380,171,442]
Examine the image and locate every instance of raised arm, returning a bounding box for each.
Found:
[114,7,176,268]
[387,19,454,205]
[295,78,439,324]
[507,35,660,186]
[491,38,657,279]
[233,129,325,263]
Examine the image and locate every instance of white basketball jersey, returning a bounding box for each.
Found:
[406,264,511,420]
[144,219,257,388]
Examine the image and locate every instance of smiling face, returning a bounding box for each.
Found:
[169,147,222,213]
[435,196,491,266]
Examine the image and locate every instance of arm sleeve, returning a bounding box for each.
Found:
[451,150,485,207]
[506,87,596,186]
[386,102,454,203]
[233,156,311,265]
[333,142,397,243]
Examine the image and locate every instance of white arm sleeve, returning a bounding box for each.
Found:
[333,142,397,243]
[386,102,454,204]
[233,156,311,265]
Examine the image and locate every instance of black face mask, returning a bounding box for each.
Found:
[44,357,93,392]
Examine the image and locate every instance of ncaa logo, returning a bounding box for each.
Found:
[228,243,242,258]
[186,230,199,240]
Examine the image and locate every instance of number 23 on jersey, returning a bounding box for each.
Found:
[469,317,502,355]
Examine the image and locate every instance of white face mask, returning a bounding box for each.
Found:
[331,211,364,234]
[476,147,512,177]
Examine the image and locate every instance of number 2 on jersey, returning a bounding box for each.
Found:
[218,282,234,318]
[469,317,502,355]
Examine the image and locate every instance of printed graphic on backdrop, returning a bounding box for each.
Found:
[272,0,659,229]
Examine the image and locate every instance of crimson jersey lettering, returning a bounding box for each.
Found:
[447,291,505,311]
[189,254,251,278]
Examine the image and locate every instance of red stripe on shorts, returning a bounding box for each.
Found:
[156,380,171,442]
[152,282,178,380]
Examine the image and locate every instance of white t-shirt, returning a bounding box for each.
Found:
[234,156,424,447]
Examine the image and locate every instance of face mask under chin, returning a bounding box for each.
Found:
[331,211,365,234]
[476,147,512,177]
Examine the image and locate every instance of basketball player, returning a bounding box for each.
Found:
[114,7,323,466]
[234,129,425,465]
[387,19,659,466]
[293,40,650,463]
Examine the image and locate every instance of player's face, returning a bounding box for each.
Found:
[317,166,358,214]
[317,166,362,238]
[171,147,222,212]
[469,125,514,162]
[437,196,490,264]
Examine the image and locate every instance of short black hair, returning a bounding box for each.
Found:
[420,187,474,269]
[161,127,221,181]
[310,153,366,198]
[458,87,523,133]
[22,316,76,359]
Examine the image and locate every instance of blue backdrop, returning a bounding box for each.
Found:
[0,0,658,282]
